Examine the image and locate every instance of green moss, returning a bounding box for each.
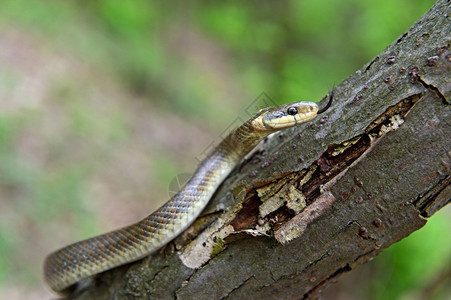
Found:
[211,237,226,257]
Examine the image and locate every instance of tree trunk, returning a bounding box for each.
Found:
[72,1,450,299]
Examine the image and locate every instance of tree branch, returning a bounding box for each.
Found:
[72,1,450,299]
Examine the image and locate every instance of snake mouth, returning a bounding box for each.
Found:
[264,112,317,129]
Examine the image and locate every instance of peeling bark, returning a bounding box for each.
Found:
[71,1,450,299]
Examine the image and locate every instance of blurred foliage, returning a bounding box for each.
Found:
[0,0,438,112]
[0,0,449,299]
[370,208,451,299]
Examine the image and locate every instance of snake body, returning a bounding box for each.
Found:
[44,100,327,293]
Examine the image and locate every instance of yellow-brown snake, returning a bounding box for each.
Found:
[44,95,332,293]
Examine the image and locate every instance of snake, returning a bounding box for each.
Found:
[44,94,332,293]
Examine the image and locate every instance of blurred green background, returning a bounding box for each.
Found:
[0,0,449,299]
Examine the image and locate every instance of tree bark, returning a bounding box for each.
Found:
[72,1,450,299]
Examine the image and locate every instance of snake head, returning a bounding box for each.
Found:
[251,101,319,130]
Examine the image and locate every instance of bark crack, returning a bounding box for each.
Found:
[222,94,426,247]
[413,175,451,217]
[302,265,352,299]
[417,77,448,104]
[220,275,255,300]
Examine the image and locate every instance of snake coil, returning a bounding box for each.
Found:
[44,94,332,293]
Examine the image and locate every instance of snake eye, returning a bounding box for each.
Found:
[287,107,298,115]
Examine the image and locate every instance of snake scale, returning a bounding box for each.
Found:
[44,95,332,293]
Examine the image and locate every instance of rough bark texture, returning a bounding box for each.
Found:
[71,1,450,299]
